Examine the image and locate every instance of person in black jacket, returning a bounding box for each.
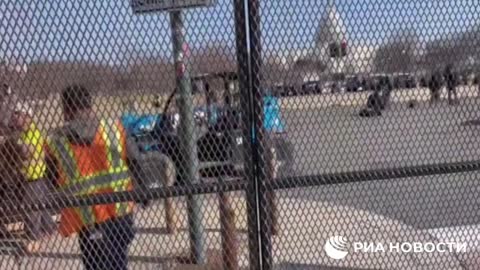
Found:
[378,76,393,110]
[428,71,443,104]
[444,64,459,105]
[360,76,393,117]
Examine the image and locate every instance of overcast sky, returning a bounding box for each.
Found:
[1,0,479,65]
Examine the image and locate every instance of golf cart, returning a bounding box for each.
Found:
[121,71,294,184]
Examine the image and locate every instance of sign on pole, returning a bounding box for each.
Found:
[130,0,215,265]
[131,0,216,13]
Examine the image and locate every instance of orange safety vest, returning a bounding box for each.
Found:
[46,119,134,237]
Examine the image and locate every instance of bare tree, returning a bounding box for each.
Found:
[190,44,236,75]
[374,29,419,73]
[421,27,480,73]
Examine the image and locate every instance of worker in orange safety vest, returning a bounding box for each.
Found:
[44,84,146,270]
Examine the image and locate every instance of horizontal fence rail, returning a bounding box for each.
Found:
[1,0,480,269]
[4,159,479,217]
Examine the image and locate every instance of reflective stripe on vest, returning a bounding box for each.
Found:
[50,127,129,195]
[49,139,96,227]
[100,119,123,171]
[20,122,47,181]
[61,171,130,195]
[49,120,133,234]
[51,138,78,184]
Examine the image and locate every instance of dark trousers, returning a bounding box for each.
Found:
[78,214,135,270]
[447,87,458,104]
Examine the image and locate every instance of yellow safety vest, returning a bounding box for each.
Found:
[47,119,134,236]
[19,122,47,181]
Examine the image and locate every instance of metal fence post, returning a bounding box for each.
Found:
[266,148,278,236]
[247,0,274,269]
[219,177,238,270]
[233,0,262,269]
[170,10,206,265]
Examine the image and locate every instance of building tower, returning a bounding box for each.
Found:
[313,0,347,76]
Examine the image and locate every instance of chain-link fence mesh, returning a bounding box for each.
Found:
[256,1,480,269]
[0,0,480,269]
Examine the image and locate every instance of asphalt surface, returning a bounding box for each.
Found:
[276,96,480,230]
[4,93,480,269]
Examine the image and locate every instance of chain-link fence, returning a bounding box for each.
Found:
[0,0,480,269]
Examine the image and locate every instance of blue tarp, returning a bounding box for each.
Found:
[121,113,160,135]
[263,95,285,133]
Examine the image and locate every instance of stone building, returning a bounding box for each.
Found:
[288,4,377,84]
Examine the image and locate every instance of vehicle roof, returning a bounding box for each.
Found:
[302,80,321,84]
[191,71,238,81]
[392,72,413,76]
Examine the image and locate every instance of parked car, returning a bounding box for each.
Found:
[459,73,473,85]
[363,74,392,92]
[393,73,416,89]
[334,80,346,93]
[273,84,296,97]
[346,75,363,92]
[473,74,479,85]
[419,76,428,88]
[301,81,323,95]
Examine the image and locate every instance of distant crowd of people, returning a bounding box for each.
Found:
[428,64,470,105]
[428,64,460,105]
[359,63,470,117]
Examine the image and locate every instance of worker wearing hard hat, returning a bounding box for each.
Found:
[10,101,56,252]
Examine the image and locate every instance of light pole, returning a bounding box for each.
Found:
[169,10,206,264]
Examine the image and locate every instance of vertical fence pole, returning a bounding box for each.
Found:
[266,148,278,236]
[233,0,262,269]
[170,10,206,265]
[247,0,274,269]
[219,178,238,270]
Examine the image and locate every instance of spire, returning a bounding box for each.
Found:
[314,3,347,48]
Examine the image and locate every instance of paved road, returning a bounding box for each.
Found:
[4,93,480,269]
[277,96,480,230]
